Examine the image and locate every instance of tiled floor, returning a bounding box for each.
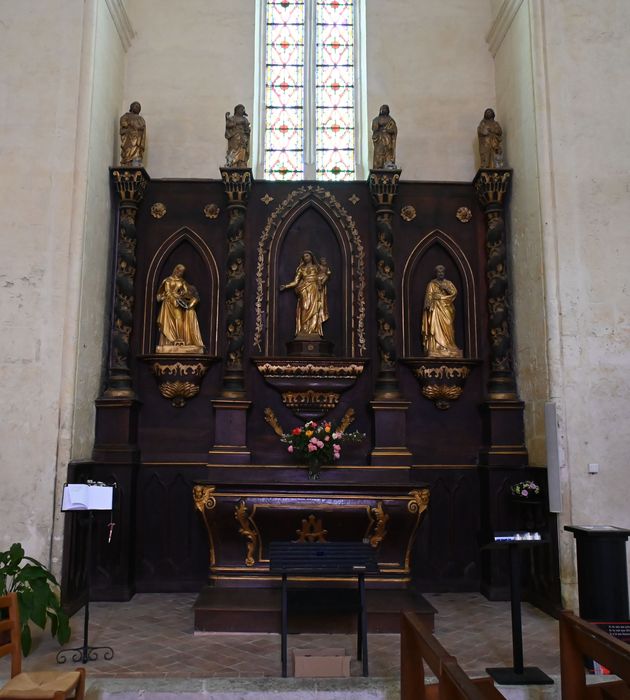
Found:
[13,591,560,680]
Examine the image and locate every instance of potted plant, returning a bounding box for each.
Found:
[281,419,365,479]
[0,542,71,655]
[511,480,542,500]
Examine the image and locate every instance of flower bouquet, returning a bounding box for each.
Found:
[511,480,541,500]
[281,419,365,480]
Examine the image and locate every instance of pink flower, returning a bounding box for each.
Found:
[310,437,318,444]
[333,452,340,460]
[521,489,528,497]
[316,440,324,448]
[287,445,293,453]
[332,432,340,440]
[333,443,341,451]
[308,443,317,452]
[325,436,330,442]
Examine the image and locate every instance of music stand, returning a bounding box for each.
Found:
[56,483,115,665]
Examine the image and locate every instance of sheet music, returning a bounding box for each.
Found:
[62,484,113,511]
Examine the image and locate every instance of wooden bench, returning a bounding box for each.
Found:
[401,611,504,699]
[269,541,378,678]
[560,611,630,699]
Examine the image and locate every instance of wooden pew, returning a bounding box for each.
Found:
[401,611,504,699]
[560,611,630,700]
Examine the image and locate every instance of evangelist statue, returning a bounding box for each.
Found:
[120,101,146,167]
[371,104,397,169]
[477,108,504,168]
[156,264,205,353]
[280,251,331,338]
[421,265,462,358]
[225,104,251,168]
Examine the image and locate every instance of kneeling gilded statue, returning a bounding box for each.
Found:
[422,265,462,358]
[156,264,205,353]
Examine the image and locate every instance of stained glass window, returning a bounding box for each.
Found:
[262,0,358,181]
[315,0,355,181]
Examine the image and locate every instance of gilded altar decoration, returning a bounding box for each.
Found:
[456,206,472,223]
[225,104,250,168]
[150,202,166,219]
[203,203,220,219]
[280,418,365,480]
[119,101,146,167]
[369,502,389,548]
[156,264,205,353]
[401,205,416,222]
[280,251,331,338]
[254,360,366,420]
[372,104,397,170]
[234,500,258,566]
[193,485,217,512]
[263,407,284,437]
[477,108,504,169]
[348,194,360,205]
[422,265,462,358]
[404,360,478,410]
[148,359,212,407]
[296,515,328,543]
[260,193,274,205]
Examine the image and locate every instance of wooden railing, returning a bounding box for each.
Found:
[401,612,503,699]
[560,611,630,699]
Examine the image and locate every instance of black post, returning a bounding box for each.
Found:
[509,543,524,673]
[360,572,368,677]
[281,572,288,678]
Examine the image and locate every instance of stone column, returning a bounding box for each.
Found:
[473,169,527,463]
[208,168,253,464]
[93,167,148,462]
[368,170,411,466]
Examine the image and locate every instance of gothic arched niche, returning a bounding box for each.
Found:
[142,227,220,355]
[275,207,344,355]
[254,186,366,358]
[402,230,478,358]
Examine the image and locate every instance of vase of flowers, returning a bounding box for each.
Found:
[281,419,365,480]
[511,480,541,500]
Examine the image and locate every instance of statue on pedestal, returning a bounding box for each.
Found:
[371,104,397,170]
[477,108,504,168]
[281,251,330,338]
[120,101,146,167]
[225,104,251,168]
[156,264,205,353]
[422,265,462,358]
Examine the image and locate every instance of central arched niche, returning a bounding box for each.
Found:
[274,206,344,356]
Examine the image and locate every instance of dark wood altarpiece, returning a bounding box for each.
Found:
[61,166,560,623]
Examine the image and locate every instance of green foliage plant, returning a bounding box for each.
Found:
[0,542,71,655]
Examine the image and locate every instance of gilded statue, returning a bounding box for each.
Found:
[422,265,462,358]
[120,101,146,167]
[371,104,397,170]
[156,264,205,353]
[477,108,504,168]
[280,251,331,338]
[225,104,251,168]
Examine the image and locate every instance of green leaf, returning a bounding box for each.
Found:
[21,622,32,657]
[47,610,59,638]
[56,612,71,645]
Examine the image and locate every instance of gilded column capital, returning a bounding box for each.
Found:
[368,169,401,211]
[220,167,253,208]
[110,167,149,205]
[473,168,511,211]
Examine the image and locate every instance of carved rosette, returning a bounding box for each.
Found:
[369,170,401,398]
[253,359,366,420]
[104,168,149,398]
[140,354,217,407]
[473,169,517,400]
[220,168,252,398]
[404,358,481,410]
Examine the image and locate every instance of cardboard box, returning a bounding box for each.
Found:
[293,648,351,677]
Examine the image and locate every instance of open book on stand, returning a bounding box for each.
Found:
[62,483,114,511]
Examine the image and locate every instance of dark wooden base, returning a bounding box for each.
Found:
[286,337,334,356]
[193,586,435,634]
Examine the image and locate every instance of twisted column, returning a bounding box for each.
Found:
[369,170,401,399]
[219,168,252,398]
[104,168,148,398]
[473,169,518,400]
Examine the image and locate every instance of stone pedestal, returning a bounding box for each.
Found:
[92,397,140,463]
[479,400,528,467]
